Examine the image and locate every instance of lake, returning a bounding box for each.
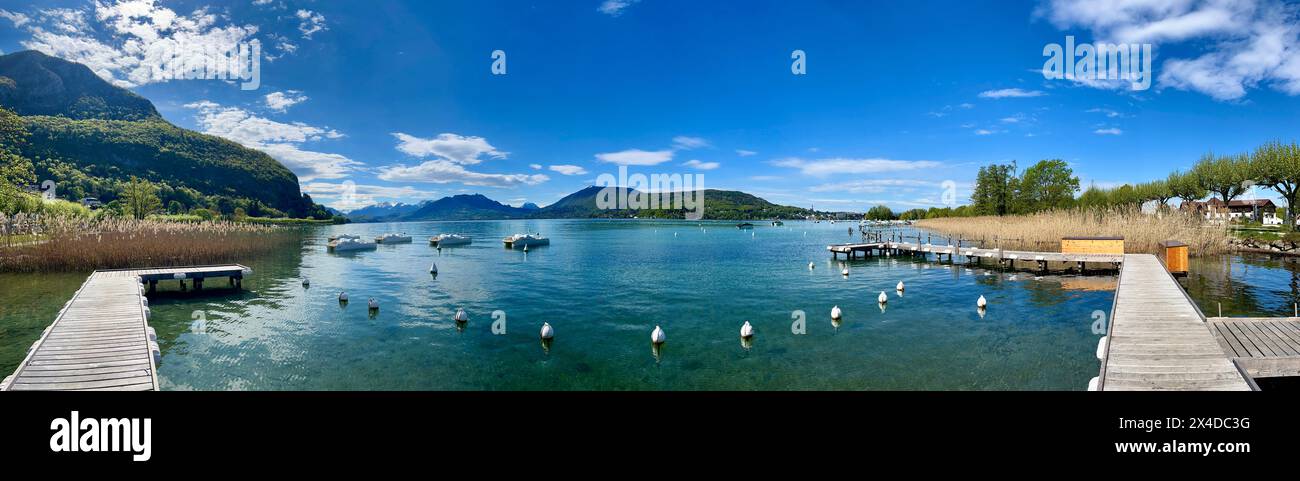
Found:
[0,219,1152,390]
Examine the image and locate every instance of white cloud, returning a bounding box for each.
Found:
[378,160,549,187]
[264,90,307,112]
[1087,107,1123,118]
[381,132,546,187]
[12,1,266,88]
[1094,128,1124,135]
[771,157,942,177]
[1040,0,1300,100]
[671,135,709,150]
[184,100,358,181]
[682,159,720,170]
[978,88,1046,98]
[529,163,542,170]
[735,149,757,157]
[0,9,30,27]
[295,9,327,39]
[548,164,588,176]
[598,0,640,16]
[974,129,998,135]
[301,181,439,212]
[391,133,507,165]
[595,148,674,166]
[810,179,939,194]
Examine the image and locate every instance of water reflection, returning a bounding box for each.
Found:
[1186,254,1300,317]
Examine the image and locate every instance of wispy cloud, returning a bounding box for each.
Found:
[671,135,710,150]
[978,88,1046,98]
[184,100,358,181]
[391,133,507,165]
[772,157,942,177]
[735,149,757,157]
[264,90,308,112]
[1094,128,1123,135]
[296,9,327,39]
[548,164,588,176]
[595,148,674,166]
[682,159,720,170]
[598,0,640,17]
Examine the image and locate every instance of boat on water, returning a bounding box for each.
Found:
[376,233,413,244]
[736,223,755,229]
[771,220,784,226]
[430,234,472,247]
[503,233,549,249]
[328,235,377,252]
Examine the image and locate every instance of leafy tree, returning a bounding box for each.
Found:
[1168,170,1207,206]
[119,176,162,219]
[865,204,895,220]
[1017,159,1079,211]
[1250,140,1300,230]
[898,208,928,221]
[971,162,1018,215]
[1192,152,1249,204]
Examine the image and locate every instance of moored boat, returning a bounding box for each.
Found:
[736,222,754,229]
[376,233,413,244]
[430,234,472,247]
[328,235,377,252]
[503,233,549,249]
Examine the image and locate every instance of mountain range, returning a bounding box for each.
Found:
[0,50,326,218]
[346,186,814,222]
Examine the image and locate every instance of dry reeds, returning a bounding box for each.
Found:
[915,207,1231,256]
[0,215,300,273]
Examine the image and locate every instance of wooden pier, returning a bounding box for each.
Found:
[1097,255,1251,391]
[0,265,250,392]
[827,241,1123,271]
[1207,317,1300,379]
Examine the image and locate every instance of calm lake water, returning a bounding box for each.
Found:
[0,219,1150,390]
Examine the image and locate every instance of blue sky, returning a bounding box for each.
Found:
[3,0,1300,212]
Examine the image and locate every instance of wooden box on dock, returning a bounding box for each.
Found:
[1158,240,1189,276]
[1060,236,1124,255]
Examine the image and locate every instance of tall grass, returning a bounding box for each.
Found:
[0,215,300,272]
[915,207,1231,255]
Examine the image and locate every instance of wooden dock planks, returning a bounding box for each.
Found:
[1207,317,1300,378]
[2,265,249,392]
[1099,255,1251,391]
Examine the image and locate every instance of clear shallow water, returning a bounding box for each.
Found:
[1185,254,1300,318]
[1,220,1115,390]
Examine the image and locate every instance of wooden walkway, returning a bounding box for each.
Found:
[1207,317,1300,379]
[1097,255,1251,391]
[828,241,1123,269]
[1,265,249,392]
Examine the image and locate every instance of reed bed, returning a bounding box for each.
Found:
[0,215,301,273]
[915,207,1231,256]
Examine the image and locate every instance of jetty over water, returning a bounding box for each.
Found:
[1099,255,1251,391]
[1,265,249,392]
[827,241,1123,270]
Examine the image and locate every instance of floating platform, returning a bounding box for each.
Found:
[827,241,1123,271]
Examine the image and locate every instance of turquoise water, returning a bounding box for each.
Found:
[1,220,1119,390]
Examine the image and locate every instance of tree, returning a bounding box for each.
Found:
[866,204,895,220]
[971,162,1018,215]
[119,176,162,219]
[1250,140,1300,231]
[1193,152,1249,204]
[1168,170,1207,206]
[1017,159,1079,211]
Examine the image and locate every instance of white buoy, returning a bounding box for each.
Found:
[841,268,849,276]
[338,291,348,302]
[809,262,815,269]
[651,325,666,344]
[831,305,842,320]
[896,281,904,291]
[740,321,754,339]
[524,245,529,252]
[878,291,888,304]
[1087,376,1100,391]
[368,298,379,310]
[429,262,438,274]
[454,308,468,323]
[1095,336,1108,361]
[540,322,554,340]
[977,295,987,308]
